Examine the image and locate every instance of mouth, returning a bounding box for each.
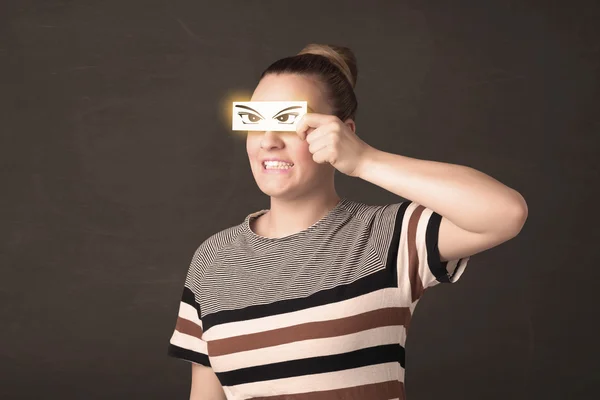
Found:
[261,161,295,171]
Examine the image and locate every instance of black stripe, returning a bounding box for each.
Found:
[181,286,201,316]
[203,264,395,331]
[217,343,405,387]
[387,202,410,286]
[425,211,451,283]
[168,343,211,368]
[448,258,464,280]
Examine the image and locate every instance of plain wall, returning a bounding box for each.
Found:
[1,0,598,399]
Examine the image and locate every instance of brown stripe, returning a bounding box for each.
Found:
[408,205,425,302]
[251,380,404,400]
[175,316,204,339]
[209,307,411,357]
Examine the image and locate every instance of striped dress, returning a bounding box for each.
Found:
[168,198,470,399]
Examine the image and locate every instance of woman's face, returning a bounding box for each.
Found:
[246,73,336,200]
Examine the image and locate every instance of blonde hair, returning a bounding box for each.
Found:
[297,43,357,89]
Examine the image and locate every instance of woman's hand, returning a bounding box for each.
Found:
[295,113,373,177]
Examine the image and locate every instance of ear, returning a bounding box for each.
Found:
[343,118,356,134]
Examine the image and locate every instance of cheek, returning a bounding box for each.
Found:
[246,135,260,156]
[292,142,315,163]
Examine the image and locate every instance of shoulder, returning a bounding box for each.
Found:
[196,223,243,258]
[186,223,245,283]
[341,198,407,227]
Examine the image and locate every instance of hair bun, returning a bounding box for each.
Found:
[297,44,358,89]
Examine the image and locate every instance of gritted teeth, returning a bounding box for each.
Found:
[263,160,294,170]
[263,160,294,166]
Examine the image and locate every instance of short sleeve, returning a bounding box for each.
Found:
[167,247,212,367]
[167,286,211,367]
[390,201,470,302]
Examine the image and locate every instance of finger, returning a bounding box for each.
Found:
[308,135,330,155]
[296,113,333,140]
[304,126,328,144]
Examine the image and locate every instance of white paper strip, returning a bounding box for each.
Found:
[232,101,307,132]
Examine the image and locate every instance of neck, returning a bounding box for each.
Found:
[263,191,341,238]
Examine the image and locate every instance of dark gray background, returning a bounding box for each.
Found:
[1,0,598,399]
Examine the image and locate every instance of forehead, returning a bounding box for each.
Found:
[251,74,326,112]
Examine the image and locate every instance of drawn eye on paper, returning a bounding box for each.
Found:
[232,101,307,132]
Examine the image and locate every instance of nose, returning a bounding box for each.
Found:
[260,130,284,149]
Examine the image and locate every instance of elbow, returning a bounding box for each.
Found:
[506,192,529,237]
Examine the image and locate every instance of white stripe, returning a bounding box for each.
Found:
[448,257,469,282]
[178,301,202,328]
[396,206,414,299]
[203,287,407,340]
[415,204,439,288]
[170,330,208,355]
[211,325,406,372]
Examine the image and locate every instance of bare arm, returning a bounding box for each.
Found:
[190,363,227,400]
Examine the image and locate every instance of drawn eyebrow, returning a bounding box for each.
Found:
[273,106,302,118]
[234,105,264,119]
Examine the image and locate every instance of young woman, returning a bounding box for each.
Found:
[168,43,528,400]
